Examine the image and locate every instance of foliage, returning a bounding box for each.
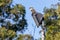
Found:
[0,0,27,40]
[44,3,60,40]
[0,27,16,40]
[0,0,27,31]
[17,34,33,40]
[10,4,25,15]
[0,0,12,7]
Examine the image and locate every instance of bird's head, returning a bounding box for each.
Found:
[29,7,36,14]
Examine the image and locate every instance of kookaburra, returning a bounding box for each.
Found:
[29,7,44,27]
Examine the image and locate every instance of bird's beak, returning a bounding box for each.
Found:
[30,8,32,11]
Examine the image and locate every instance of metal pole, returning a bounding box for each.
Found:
[41,21,45,40]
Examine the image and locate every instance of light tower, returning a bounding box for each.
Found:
[29,7,45,40]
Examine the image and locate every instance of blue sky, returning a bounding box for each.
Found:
[13,0,59,39]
